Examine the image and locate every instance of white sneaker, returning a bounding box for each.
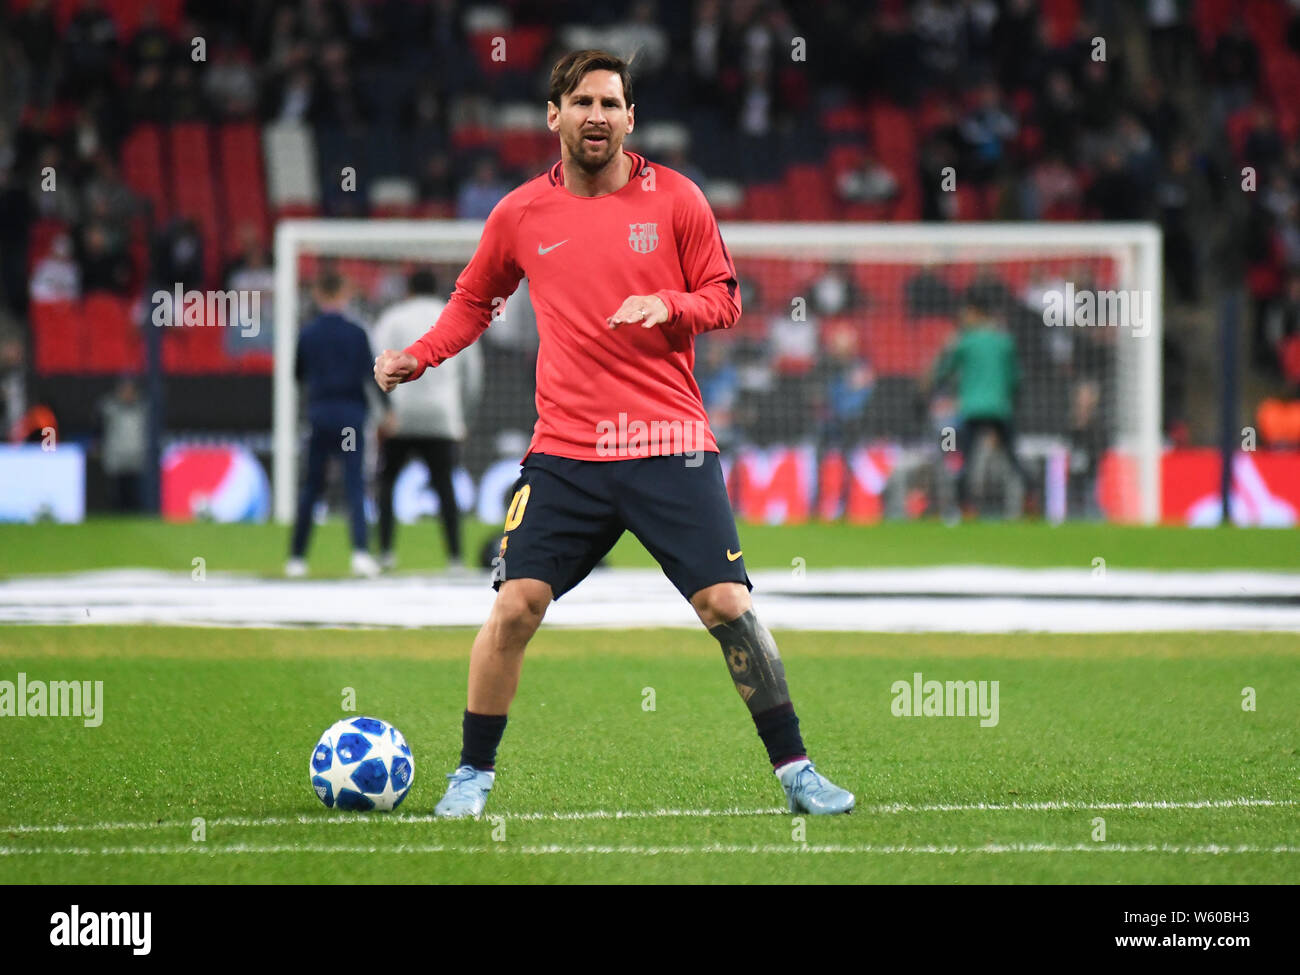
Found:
[285,558,307,578]
[351,552,381,578]
[379,552,397,572]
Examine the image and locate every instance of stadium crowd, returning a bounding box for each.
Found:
[2,0,1300,504]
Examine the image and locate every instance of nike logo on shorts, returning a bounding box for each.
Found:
[726,549,742,561]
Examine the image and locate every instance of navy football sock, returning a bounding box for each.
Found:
[459,710,508,771]
[753,701,807,769]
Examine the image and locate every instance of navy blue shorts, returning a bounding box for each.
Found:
[492,452,751,600]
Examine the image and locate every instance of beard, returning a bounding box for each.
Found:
[566,128,621,173]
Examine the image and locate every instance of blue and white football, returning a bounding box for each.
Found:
[310,716,414,811]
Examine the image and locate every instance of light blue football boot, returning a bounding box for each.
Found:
[778,759,855,814]
[433,765,495,818]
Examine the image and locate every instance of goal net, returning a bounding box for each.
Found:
[273,221,1162,526]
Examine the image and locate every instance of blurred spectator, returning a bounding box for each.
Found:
[1021,152,1083,219]
[0,163,31,318]
[905,267,957,318]
[223,224,275,353]
[737,66,774,137]
[958,81,1017,185]
[153,217,204,290]
[168,64,207,122]
[128,65,170,124]
[1085,147,1146,220]
[862,8,922,105]
[1210,18,1258,121]
[78,222,131,294]
[1113,113,1159,187]
[62,0,118,100]
[419,152,456,202]
[98,377,147,511]
[30,234,81,304]
[696,336,739,421]
[1242,104,1284,183]
[991,0,1043,91]
[1067,377,1104,518]
[269,68,318,123]
[767,299,818,375]
[128,4,175,73]
[607,1,670,77]
[1157,139,1212,303]
[809,265,863,317]
[658,146,705,189]
[204,45,259,119]
[837,152,899,205]
[82,152,139,228]
[1261,272,1300,376]
[1034,69,1082,160]
[1146,0,1195,86]
[29,145,81,224]
[814,326,874,449]
[403,79,446,133]
[1133,77,1184,154]
[15,0,58,99]
[456,157,508,219]
[0,330,26,437]
[913,0,966,86]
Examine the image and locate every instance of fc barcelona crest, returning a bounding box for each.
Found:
[628,222,659,253]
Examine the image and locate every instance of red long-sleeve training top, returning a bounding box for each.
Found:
[402,151,741,460]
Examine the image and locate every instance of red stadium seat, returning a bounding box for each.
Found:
[1195,0,1238,52]
[1040,0,1081,49]
[83,292,143,373]
[30,300,83,375]
[218,123,270,256]
[468,26,551,74]
[169,123,223,288]
[121,125,169,224]
[744,183,789,221]
[783,164,834,221]
[26,218,69,273]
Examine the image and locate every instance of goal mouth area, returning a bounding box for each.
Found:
[272,221,1162,525]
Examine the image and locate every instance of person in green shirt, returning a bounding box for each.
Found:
[930,293,1028,513]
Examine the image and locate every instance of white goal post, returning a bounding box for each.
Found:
[273,220,1162,524]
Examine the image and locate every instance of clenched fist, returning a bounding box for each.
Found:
[374,350,419,392]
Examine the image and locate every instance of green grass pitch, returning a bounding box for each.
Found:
[2,517,1300,576]
[1,626,1295,884]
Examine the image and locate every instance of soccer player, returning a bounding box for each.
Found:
[374,50,853,817]
[288,270,381,579]
[929,293,1028,517]
[372,268,483,571]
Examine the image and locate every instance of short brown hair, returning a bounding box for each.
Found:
[314,267,345,301]
[548,49,634,109]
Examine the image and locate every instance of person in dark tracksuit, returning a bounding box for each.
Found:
[286,270,381,578]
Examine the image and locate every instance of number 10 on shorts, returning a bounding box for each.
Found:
[504,485,531,531]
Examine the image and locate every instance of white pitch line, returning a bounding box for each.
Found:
[1,842,1298,857]
[2,797,1293,836]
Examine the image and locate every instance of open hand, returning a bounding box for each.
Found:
[607,294,669,329]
